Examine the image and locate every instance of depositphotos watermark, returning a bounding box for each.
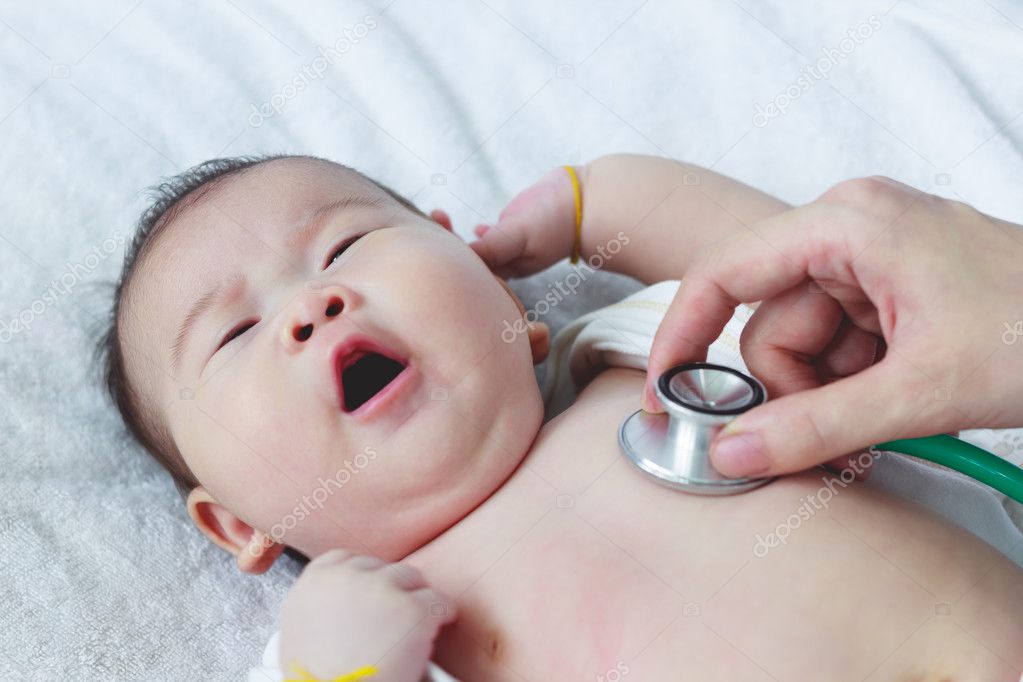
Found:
[248,15,378,128]
[595,662,630,682]
[1002,320,1022,345]
[250,445,378,554]
[500,230,630,343]
[0,232,125,343]
[752,449,879,558]
[752,15,882,128]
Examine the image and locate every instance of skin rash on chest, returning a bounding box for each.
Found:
[415,368,1023,681]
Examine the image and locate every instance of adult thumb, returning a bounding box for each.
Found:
[709,361,924,477]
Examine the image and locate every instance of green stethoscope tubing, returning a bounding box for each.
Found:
[876,434,1023,504]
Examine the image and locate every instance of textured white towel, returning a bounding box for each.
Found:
[541,280,1023,566]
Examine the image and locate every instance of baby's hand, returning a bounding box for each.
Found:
[278,549,456,682]
[469,166,578,278]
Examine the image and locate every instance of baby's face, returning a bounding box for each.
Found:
[124,158,543,560]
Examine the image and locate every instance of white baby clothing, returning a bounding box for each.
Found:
[541,279,753,419]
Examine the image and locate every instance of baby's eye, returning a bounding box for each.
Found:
[217,320,257,351]
[323,233,366,269]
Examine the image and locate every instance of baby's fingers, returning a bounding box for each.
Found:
[429,209,453,231]
[410,587,458,626]
[386,562,428,591]
[469,227,525,275]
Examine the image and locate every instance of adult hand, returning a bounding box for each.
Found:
[644,176,1023,478]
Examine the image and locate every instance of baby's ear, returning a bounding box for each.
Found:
[492,276,549,364]
[428,209,453,232]
[527,320,550,365]
[186,487,285,575]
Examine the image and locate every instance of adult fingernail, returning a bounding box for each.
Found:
[711,432,770,477]
[720,419,743,438]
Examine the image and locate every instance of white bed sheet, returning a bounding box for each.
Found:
[2,0,1023,678]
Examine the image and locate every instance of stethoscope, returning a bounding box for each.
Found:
[619,362,1023,503]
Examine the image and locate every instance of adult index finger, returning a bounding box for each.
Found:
[642,202,842,412]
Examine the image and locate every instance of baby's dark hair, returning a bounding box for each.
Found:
[97,154,424,506]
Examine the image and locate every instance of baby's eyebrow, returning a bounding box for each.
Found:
[285,193,389,251]
[170,276,242,373]
[170,284,221,372]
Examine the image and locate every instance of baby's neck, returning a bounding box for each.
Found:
[406,367,644,592]
[403,430,549,594]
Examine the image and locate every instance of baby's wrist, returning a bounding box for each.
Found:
[561,165,584,265]
[571,160,608,268]
[535,164,585,264]
[282,660,378,682]
[538,166,579,258]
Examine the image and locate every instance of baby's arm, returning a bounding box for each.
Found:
[577,154,789,284]
[256,550,457,682]
[470,154,789,286]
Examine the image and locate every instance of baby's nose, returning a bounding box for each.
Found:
[282,289,345,348]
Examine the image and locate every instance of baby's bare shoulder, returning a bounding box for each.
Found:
[545,365,645,428]
[576,365,646,405]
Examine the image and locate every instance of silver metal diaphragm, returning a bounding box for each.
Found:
[618,362,773,495]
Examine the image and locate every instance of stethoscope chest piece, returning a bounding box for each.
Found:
[618,362,773,495]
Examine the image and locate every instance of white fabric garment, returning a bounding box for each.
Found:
[247,631,458,682]
[542,280,755,419]
[540,279,1023,567]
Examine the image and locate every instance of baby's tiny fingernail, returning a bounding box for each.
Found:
[711,432,770,477]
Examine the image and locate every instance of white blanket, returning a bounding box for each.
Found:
[2,0,1022,678]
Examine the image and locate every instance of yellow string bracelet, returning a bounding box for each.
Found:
[563,165,583,265]
[284,662,378,682]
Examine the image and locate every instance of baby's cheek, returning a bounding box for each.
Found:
[221,380,314,476]
[186,374,290,480]
[401,253,517,342]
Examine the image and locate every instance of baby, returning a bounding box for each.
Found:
[101,154,1023,681]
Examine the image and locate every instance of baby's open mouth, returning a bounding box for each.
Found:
[335,339,408,413]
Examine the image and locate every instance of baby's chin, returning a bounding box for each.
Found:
[293,518,437,563]
[302,458,522,561]
[283,374,542,560]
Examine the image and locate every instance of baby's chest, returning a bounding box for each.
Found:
[434,370,746,678]
[435,498,688,680]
